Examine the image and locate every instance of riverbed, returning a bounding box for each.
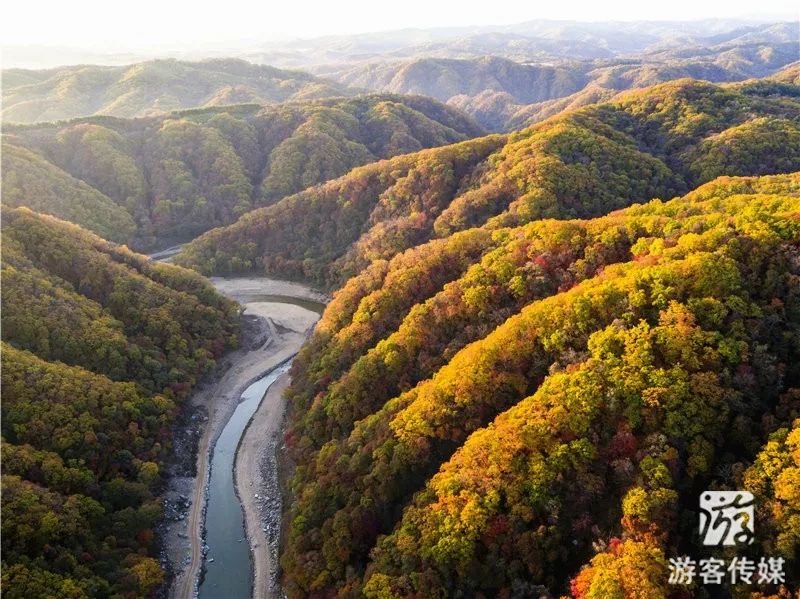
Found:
[162,275,326,599]
[199,363,290,598]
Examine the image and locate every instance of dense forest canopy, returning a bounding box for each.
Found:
[173,77,800,596]
[2,142,138,243]
[1,94,482,248]
[1,58,356,124]
[178,79,800,287]
[2,26,800,598]
[0,207,240,597]
[279,172,800,598]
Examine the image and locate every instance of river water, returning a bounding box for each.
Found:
[148,249,327,599]
[198,362,291,599]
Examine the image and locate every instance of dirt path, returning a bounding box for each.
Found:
[168,279,324,599]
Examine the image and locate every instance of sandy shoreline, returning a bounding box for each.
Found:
[210,276,329,304]
[166,278,323,599]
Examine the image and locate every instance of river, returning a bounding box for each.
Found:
[196,285,325,599]
[153,264,327,599]
[199,362,291,598]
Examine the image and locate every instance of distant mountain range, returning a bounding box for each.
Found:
[246,19,799,68]
[6,20,792,131]
[4,18,795,70]
[319,33,799,129]
[1,58,354,123]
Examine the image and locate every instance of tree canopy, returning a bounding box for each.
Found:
[2,95,482,248]
[179,80,800,290]
[278,168,800,596]
[1,207,239,597]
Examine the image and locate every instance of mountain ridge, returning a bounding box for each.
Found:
[177,79,800,285]
[2,94,483,248]
[319,39,799,130]
[1,58,357,124]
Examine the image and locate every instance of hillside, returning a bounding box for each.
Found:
[178,79,800,286]
[1,58,354,124]
[0,207,240,596]
[174,79,800,596]
[320,39,799,130]
[2,95,483,248]
[770,61,800,84]
[324,55,588,110]
[2,142,137,243]
[280,172,800,598]
[4,15,800,599]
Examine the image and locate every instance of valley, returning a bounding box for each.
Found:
[156,274,325,599]
[1,13,799,599]
[2,95,481,248]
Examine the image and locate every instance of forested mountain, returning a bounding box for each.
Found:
[2,95,482,248]
[321,56,587,130]
[1,58,355,124]
[178,79,800,286]
[2,142,137,243]
[5,21,793,134]
[771,61,800,84]
[174,79,800,596]
[3,20,799,595]
[0,207,239,596]
[320,38,799,130]
[281,172,800,598]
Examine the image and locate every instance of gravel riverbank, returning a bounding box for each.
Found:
[163,278,324,599]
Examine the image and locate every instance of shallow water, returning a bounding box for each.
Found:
[198,362,291,599]
[246,294,326,315]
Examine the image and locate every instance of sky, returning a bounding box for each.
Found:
[1,0,796,48]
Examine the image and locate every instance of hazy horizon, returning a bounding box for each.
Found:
[2,0,797,69]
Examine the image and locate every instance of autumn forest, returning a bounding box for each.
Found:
[1,11,799,599]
